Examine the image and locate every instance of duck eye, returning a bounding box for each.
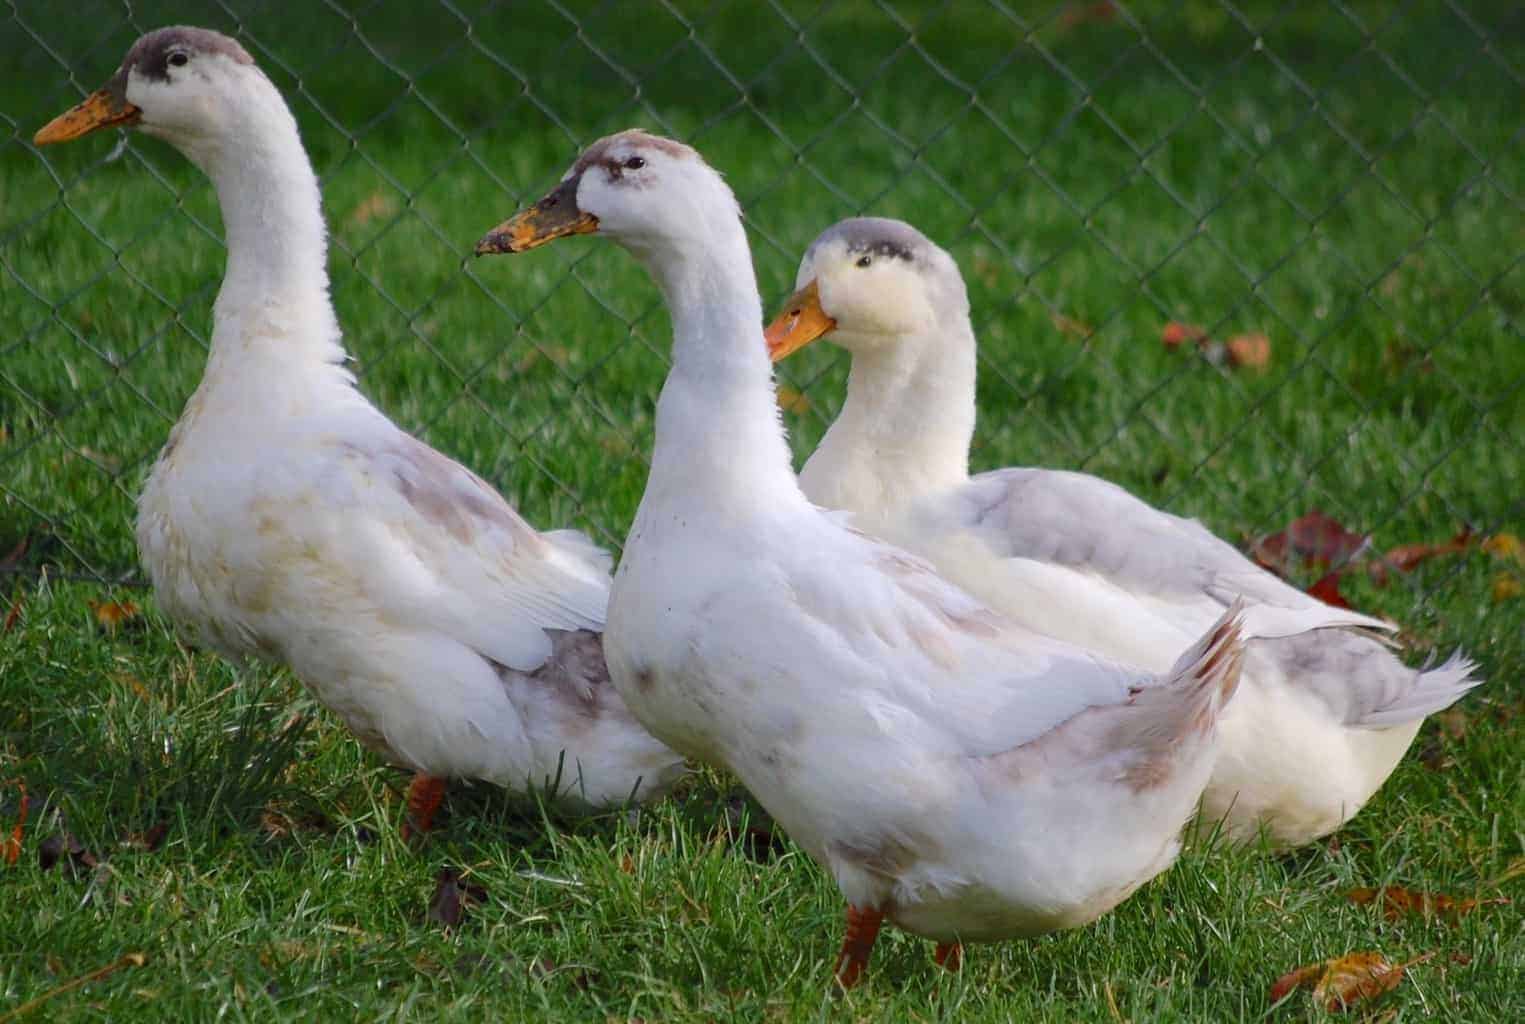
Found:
[856,255,872,268]
[624,156,646,170]
[168,51,190,67]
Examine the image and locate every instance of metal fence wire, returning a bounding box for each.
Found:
[1,1,1522,640]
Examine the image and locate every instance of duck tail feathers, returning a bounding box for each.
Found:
[1353,649,1484,728]
[1163,598,1248,730]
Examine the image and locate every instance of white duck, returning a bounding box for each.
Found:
[33,27,683,835]
[477,130,1250,987]
[764,216,1482,848]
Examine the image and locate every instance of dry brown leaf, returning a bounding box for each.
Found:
[1268,961,1327,1003]
[89,599,142,634]
[123,822,169,854]
[618,853,635,875]
[38,829,99,876]
[2,780,26,867]
[1051,312,1093,339]
[1161,321,1207,349]
[1251,511,1370,573]
[1493,573,1522,603]
[1315,952,1431,1012]
[1482,532,1523,563]
[427,866,487,931]
[347,190,397,228]
[1368,529,1475,585]
[775,385,811,415]
[1225,332,1271,370]
[1271,952,1431,1012]
[1347,886,1508,923]
[2,595,21,634]
[1436,707,1470,741]
[1060,1,1118,28]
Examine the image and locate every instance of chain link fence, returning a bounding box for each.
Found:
[2,1,1522,641]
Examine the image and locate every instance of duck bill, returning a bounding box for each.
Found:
[476,178,598,255]
[765,279,837,361]
[34,88,142,146]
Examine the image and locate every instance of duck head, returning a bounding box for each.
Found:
[475,129,743,263]
[764,217,969,361]
[34,26,275,170]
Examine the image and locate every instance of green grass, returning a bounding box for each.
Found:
[2,0,1523,1019]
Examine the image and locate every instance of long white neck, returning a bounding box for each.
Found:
[799,320,976,514]
[178,77,346,377]
[637,216,804,516]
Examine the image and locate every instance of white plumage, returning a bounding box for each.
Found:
[765,216,1483,847]
[36,27,683,825]
[478,131,1249,985]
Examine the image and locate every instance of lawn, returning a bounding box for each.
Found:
[2,0,1523,1019]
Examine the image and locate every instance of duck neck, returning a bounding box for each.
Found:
[640,218,803,513]
[800,321,976,513]
[187,82,346,374]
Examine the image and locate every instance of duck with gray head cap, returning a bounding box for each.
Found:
[478,131,1252,989]
[34,28,685,838]
[765,216,1483,849]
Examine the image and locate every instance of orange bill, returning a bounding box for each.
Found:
[765,279,836,361]
[475,177,597,255]
[34,88,141,146]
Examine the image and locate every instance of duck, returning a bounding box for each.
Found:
[476,130,1252,987]
[763,216,1483,848]
[32,27,684,835]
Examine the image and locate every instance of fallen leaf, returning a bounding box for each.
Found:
[618,853,635,875]
[88,599,142,634]
[427,866,486,931]
[123,822,169,853]
[1482,532,1522,563]
[1225,332,1271,370]
[347,190,397,228]
[1060,1,1118,28]
[1161,321,1207,349]
[38,829,99,876]
[1271,952,1432,1012]
[1251,511,1370,573]
[1347,887,1508,923]
[2,780,26,866]
[775,385,810,415]
[1493,573,1521,603]
[1269,961,1327,1003]
[2,595,20,634]
[1307,571,1353,609]
[1436,707,1469,741]
[1051,312,1093,339]
[1368,529,1474,585]
[1315,952,1431,1012]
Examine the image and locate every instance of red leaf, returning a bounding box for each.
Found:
[1225,332,1271,370]
[1368,529,1475,585]
[2,780,26,866]
[1348,887,1508,923]
[1251,510,1370,573]
[1269,961,1326,1003]
[1307,571,1353,609]
[1161,321,1207,349]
